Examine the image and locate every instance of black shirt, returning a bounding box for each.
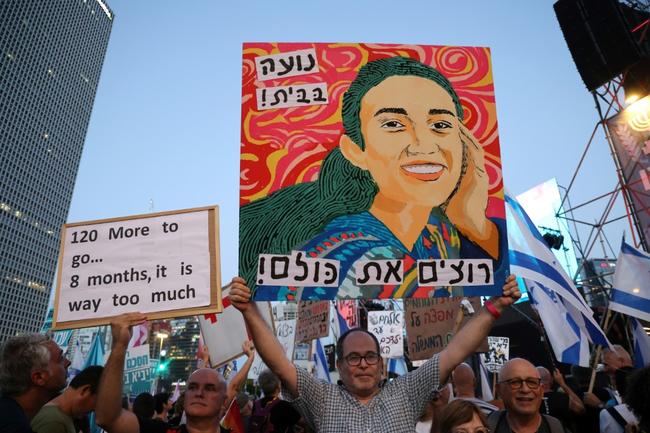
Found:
[0,395,34,433]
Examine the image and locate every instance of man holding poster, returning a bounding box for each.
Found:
[239,44,508,301]
[230,274,520,432]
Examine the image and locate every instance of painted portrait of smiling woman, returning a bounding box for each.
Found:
[239,45,508,300]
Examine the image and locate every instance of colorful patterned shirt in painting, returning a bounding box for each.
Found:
[255,208,507,300]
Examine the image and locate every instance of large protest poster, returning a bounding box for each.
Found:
[53,207,221,330]
[295,301,330,343]
[368,310,403,358]
[199,286,274,367]
[606,96,650,251]
[239,43,508,301]
[405,296,485,360]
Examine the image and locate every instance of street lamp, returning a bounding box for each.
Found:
[156,331,168,356]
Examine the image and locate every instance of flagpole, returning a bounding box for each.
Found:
[587,309,612,393]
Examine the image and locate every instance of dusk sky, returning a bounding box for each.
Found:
[69,0,628,280]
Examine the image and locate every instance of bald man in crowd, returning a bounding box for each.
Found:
[451,363,498,415]
[536,366,585,428]
[488,358,565,433]
[95,313,228,433]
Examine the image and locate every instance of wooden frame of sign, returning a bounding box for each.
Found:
[51,206,222,330]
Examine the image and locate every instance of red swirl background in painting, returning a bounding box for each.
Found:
[240,43,504,218]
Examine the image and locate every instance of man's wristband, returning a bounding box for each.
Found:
[485,300,501,319]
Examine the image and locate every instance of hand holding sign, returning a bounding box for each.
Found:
[242,340,255,357]
[109,312,147,349]
[489,275,521,311]
[229,277,253,312]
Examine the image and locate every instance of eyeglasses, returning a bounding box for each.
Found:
[499,377,542,390]
[452,427,490,433]
[344,352,380,366]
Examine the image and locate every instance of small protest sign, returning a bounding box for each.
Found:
[199,286,274,367]
[53,206,221,330]
[295,301,330,343]
[324,344,336,372]
[276,319,296,359]
[122,344,152,397]
[368,311,403,359]
[485,336,510,372]
[405,297,484,361]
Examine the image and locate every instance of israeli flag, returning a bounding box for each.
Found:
[68,338,85,380]
[332,303,350,339]
[313,338,331,382]
[610,241,650,322]
[387,357,408,376]
[527,281,590,366]
[478,354,494,401]
[506,194,611,360]
[631,318,650,368]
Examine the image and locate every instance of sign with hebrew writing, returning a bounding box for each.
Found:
[295,300,330,343]
[404,297,484,360]
[54,206,221,330]
[368,310,404,358]
[240,43,508,300]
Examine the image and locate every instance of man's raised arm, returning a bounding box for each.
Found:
[439,275,521,382]
[229,277,298,395]
[95,313,147,433]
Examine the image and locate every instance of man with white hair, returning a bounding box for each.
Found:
[487,358,565,433]
[0,333,71,432]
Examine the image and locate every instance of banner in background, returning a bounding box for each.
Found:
[606,97,650,250]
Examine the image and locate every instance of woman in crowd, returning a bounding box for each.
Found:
[438,399,489,433]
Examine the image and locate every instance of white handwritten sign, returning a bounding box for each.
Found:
[354,259,403,285]
[368,311,403,359]
[276,319,297,360]
[256,83,329,110]
[417,259,493,286]
[53,206,221,329]
[255,48,319,81]
[256,251,339,287]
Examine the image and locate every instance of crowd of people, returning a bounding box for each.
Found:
[1,276,649,433]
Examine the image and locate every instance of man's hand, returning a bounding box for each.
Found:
[583,391,603,408]
[242,340,255,358]
[444,124,498,258]
[110,313,147,348]
[229,277,254,313]
[198,344,210,368]
[490,275,521,312]
[553,369,566,387]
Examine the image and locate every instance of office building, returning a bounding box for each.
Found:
[0,0,114,341]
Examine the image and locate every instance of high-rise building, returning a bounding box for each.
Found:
[0,0,114,342]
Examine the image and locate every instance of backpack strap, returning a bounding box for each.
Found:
[607,406,629,428]
[487,410,505,432]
